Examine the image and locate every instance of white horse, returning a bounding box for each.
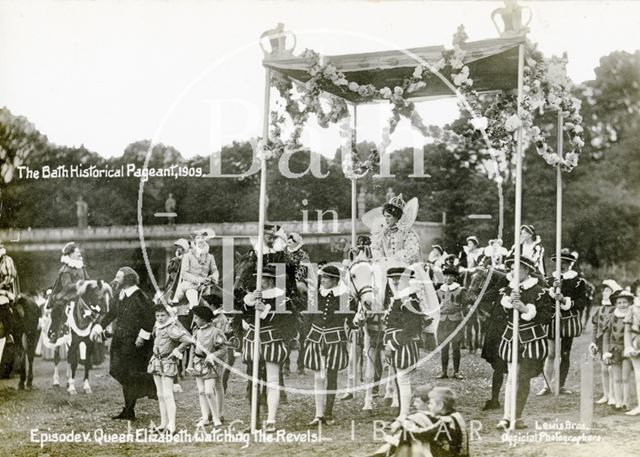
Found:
[347,259,440,412]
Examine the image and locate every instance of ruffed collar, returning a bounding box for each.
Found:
[286,245,302,253]
[61,255,84,270]
[508,276,538,291]
[262,287,285,299]
[562,270,578,280]
[392,286,416,300]
[319,283,349,297]
[601,299,612,306]
[614,307,628,318]
[439,282,461,292]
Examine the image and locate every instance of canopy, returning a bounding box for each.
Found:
[264,36,525,102]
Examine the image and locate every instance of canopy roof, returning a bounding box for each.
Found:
[264,36,525,103]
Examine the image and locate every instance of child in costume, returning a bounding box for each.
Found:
[436,266,466,379]
[602,289,635,412]
[147,305,192,434]
[589,280,621,405]
[187,305,227,427]
[373,385,469,457]
[623,290,640,415]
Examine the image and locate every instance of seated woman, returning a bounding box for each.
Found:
[172,230,219,309]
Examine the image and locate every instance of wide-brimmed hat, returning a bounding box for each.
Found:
[319,264,342,279]
[442,266,459,277]
[520,225,536,237]
[193,229,215,240]
[614,290,635,302]
[505,255,537,274]
[192,305,215,322]
[551,248,577,263]
[253,264,281,279]
[602,279,622,292]
[61,242,78,256]
[386,266,415,278]
[174,238,190,251]
[466,236,479,246]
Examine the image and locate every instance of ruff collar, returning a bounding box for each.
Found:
[614,307,628,318]
[562,270,578,280]
[320,283,349,297]
[508,276,538,291]
[262,287,285,299]
[439,282,461,292]
[61,255,84,270]
[392,286,416,300]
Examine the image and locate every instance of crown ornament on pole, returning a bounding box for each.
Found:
[491,0,532,38]
[260,23,296,60]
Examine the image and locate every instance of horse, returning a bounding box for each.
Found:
[347,259,440,412]
[0,291,41,390]
[45,280,112,394]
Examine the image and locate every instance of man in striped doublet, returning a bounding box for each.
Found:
[305,265,356,426]
[537,249,590,396]
[383,266,425,421]
[496,256,554,430]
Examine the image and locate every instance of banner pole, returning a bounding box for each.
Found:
[553,111,564,396]
[508,43,525,431]
[350,103,358,394]
[250,66,272,433]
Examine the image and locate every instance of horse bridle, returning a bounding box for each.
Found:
[348,260,375,304]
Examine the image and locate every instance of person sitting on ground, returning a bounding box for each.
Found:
[372,385,469,457]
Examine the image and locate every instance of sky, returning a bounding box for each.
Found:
[1,0,640,159]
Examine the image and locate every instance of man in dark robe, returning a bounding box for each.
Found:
[91,266,156,420]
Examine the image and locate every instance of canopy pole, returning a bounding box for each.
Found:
[508,43,525,431]
[351,104,358,248]
[250,66,272,434]
[553,111,564,396]
[497,180,504,240]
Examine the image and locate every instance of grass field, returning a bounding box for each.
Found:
[1,321,639,457]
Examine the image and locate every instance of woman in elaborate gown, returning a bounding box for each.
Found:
[369,194,421,265]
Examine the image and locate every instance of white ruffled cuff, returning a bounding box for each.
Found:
[521,304,537,321]
[501,295,513,309]
[138,329,151,340]
[560,297,572,311]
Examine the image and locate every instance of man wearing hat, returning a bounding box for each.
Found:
[46,242,90,371]
[436,265,466,380]
[496,256,554,430]
[240,263,296,432]
[172,230,218,309]
[91,266,156,420]
[305,264,356,426]
[0,242,18,296]
[383,266,424,420]
[537,249,590,396]
[0,242,18,364]
[284,232,312,375]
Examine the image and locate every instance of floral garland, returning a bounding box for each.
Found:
[258,24,584,175]
[452,29,584,172]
